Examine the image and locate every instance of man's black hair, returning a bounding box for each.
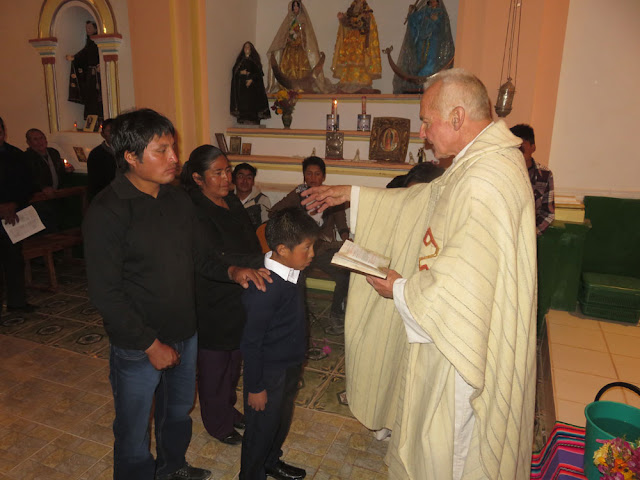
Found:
[232,162,257,182]
[111,108,175,171]
[265,207,319,252]
[510,124,535,145]
[302,156,326,176]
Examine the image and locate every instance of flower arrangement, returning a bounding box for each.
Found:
[593,437,640,479]
[271,89,299,116]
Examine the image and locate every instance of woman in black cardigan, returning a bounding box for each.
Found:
[181,145,264,445]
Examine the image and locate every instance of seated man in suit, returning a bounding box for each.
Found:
[24,128,74,231]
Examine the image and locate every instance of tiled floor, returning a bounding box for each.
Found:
[0,261,388,479]
[546,309,640,427]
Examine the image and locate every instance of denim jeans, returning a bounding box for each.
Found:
[109,334,197,480]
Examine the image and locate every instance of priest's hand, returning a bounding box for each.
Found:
[301,185,352,214]
[228,266,272,292]
[366,269,402,299]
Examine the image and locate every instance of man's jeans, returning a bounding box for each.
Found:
[109,334,197,480]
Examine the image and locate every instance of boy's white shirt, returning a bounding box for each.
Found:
[264,251,300,284]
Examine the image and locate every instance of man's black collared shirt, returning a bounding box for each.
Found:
[83,173,230,350]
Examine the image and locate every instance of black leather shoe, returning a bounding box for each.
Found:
[156,462,211,480]
[233,419,246,430]
[266,460,306,479]
[218,430,242,445]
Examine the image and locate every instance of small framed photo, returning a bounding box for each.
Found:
[73,146,87,163]
[215,133,228,153]
[229,136,241,154]
[241,143,252,155]
[83,114,98,132]
[369,117,411,163]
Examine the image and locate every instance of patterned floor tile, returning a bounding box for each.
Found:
[295,370,331,408]
[12,316,86,346]
[55,300,102,324]
[52,324,110,356]
[309,375,353,418]
[0,312,48,336]
[32,293,87,316]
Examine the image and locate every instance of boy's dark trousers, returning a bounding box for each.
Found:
[240,364,302,480]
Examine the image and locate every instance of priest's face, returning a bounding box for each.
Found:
[419,83,457,159]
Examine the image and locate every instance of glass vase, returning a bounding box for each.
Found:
[281,112,293,129]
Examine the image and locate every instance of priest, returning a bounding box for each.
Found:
[302,68,537,479]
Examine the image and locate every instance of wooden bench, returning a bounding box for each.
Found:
[23,187,87,291]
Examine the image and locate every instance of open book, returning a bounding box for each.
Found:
[331,240,390,279]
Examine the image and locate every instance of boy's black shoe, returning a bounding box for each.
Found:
[233,418,246,430]
[266,460,306,479]
[155,462,211,480]
[219,430,243,445]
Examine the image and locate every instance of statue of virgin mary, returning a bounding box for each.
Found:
[266,0,331,93]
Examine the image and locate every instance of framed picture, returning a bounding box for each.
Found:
[83,114,98,132]
[215,133,228,153]
[73,146,87,163]
[229,136,242,154]
[368,117,411,163]
[241,143,252,155]
[325,132,344,160]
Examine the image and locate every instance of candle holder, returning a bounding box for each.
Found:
[357,114,371,132]
[326,114,340,132]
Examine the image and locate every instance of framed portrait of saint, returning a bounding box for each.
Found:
[241,143,252,155]
[83,114,98,132]
[369,117,410,163]
[73,146,87,163]
[215,133,228,154]
[229,136,242,155]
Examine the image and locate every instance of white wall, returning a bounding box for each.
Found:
[255,0,458,95]
[549,0,640,199]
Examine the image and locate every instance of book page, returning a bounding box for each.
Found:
[331,240,390,278]
[1,206,46,244]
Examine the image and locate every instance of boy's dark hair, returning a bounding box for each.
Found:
[302,156,326,176]
[111,108,176,171]
[102,118,114,129]
[510,124,535,145]
[232,162,257,182]
[265,207,319,251]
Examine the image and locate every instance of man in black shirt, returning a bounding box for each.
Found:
[83,109,270,480]
[0,117,35,317]
[87,117,117,201]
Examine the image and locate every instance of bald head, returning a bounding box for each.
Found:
[419,69,493,160]
[424,68,493,122]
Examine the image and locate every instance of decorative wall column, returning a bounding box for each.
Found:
[29,38,60,133]
[93,34,123,119]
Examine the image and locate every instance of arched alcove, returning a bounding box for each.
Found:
[29,0,121,133]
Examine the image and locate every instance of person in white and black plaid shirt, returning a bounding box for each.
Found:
[511,124,555,235]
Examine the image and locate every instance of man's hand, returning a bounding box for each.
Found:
[0,202,19,225]
[366,269,403,299]
[145,339,180,370]
[300,185,352,214]
[248,390,268,411]
[228,266,272,292]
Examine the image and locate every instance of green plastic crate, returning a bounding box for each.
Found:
[578,297,640,324]
[581,272,640,310]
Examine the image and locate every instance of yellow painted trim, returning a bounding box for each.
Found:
[191,0,209,145]
[38,0,117,37]
[169,0,185,156]
[44,64,59,132]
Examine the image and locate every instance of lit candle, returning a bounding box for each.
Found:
[332,99,338,118]
[63,158,69,166]
[73,121,77,129]
[362,96,366,115]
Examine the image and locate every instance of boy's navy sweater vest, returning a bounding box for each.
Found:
[241,273,307,393]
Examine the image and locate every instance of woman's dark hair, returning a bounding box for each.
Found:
[266,207,319,251]
[302,156,326,176]
[233,41,263,74]
[180,144,226,192]
[291,0,301,12]
[232,162,257,182]
[111,108,175,171]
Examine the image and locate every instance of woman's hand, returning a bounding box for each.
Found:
[228,267,272,291]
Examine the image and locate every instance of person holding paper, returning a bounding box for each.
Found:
[302,69,537,479]
[0,117,36,316]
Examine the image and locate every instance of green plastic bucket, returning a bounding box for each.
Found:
[583,382,640,480]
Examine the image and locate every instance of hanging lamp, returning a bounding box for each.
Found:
[495,0,523,117]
